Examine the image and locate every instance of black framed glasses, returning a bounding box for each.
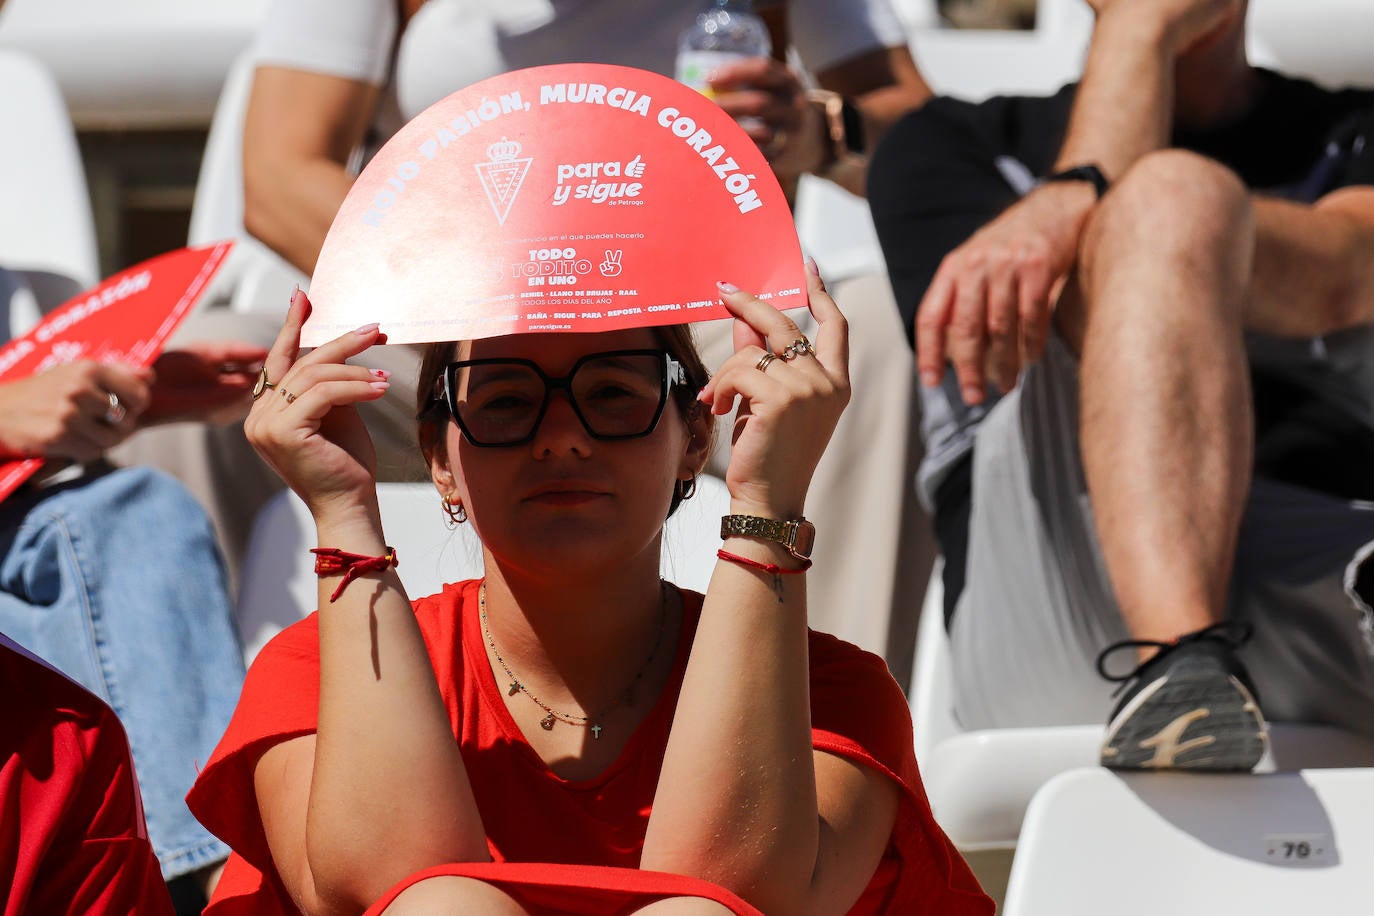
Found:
[441,349,688,447]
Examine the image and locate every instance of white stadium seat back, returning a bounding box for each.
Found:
[0,50,98,287]
[1003,767,1374,915]
[187,49,308,314]
[1248,0,1374,88]
[909,567,1374,858]
[909,563,959,765]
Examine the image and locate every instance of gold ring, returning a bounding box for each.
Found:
[252,366,276,400]
[755,352,778,373]
[766,127,789,158]
[779,336,816,361]
[278,386,298,405]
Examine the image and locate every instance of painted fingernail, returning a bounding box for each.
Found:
[354,323,381,336]
[371,368,391,379]
[375,332,389,345]
[371,380,391,392]
[717,281,739,294]
[290,284,301,306]
[804,257,820,278]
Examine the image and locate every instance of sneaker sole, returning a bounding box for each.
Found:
[1100,665,1267,771]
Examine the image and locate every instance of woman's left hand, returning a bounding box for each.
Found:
[707,57,826,179]
[698,260,849,519]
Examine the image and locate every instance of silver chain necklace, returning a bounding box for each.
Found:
[479,581,668,740]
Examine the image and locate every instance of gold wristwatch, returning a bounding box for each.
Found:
[720,514,816,561]
[807,89,866,183]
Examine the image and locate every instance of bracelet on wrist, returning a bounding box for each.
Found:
[717,548,811,604]
[311,546,397,602]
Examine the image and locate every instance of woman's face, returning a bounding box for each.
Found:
[431,328,707,579]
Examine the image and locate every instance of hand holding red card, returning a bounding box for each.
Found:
[0,243,233,502]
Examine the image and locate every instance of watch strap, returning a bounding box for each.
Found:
[1042,163,1111,198]
[720,514,816,560]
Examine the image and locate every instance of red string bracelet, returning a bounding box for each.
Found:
[717,548,812,603]
[311,547,398,602]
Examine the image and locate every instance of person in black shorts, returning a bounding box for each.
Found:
[869,0,1374,771]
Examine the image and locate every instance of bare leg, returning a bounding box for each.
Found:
[382,876,529,915]
[1060,150,1255,645]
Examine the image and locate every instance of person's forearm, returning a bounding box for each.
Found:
[1055,9,1175,180]
[242,66,380,277]
[1245,190,1374,337]
[306,507,489,909]
[243,158,355,278]
[849,53,931,143]
[641,503,817,913]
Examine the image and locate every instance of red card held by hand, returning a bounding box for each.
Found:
[0,242,233,502]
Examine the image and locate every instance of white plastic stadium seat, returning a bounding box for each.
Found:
[0,49,98,287]
[1248,0,1374,88]
[188,50,307,315]
[235,475,732,665]
[1002,766,1374,916]
[0,0,268,129]
[907,566,1374,901]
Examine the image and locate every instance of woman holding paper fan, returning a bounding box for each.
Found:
[187,267,990,913]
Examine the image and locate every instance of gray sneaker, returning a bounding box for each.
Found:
[1097,623,1268,771]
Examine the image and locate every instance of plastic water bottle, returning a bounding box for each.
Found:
[675,0,772,98]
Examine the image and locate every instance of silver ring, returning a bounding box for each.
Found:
[755,352,778,373]
[779,336,816,361]
[102,391,127,425]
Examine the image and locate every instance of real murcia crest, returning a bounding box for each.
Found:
[475,137,533,225]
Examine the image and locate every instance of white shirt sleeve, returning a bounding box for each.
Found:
[253,0,399,86]
[789,0,909,75]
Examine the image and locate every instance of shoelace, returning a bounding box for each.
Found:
[1095,621,1254,698]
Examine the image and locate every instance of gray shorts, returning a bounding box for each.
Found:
[950,334,1374,736]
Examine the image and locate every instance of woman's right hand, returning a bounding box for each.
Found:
[243,288,391,520]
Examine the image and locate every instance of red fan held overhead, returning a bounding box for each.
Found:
[303,63,805,346]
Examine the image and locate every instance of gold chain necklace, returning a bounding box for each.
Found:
[479,581,668,740]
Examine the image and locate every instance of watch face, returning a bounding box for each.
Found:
[788,520,816,559]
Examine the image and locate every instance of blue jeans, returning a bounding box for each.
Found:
[0,466,245,880]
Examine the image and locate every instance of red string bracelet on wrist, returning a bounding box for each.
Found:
[716,548,812,603]
[311,547,398,602]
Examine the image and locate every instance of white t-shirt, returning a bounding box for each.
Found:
[255,0,908,135]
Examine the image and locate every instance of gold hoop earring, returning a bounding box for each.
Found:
[441,494,468,527]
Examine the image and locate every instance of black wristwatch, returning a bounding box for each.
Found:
[1042,164,1111,199]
